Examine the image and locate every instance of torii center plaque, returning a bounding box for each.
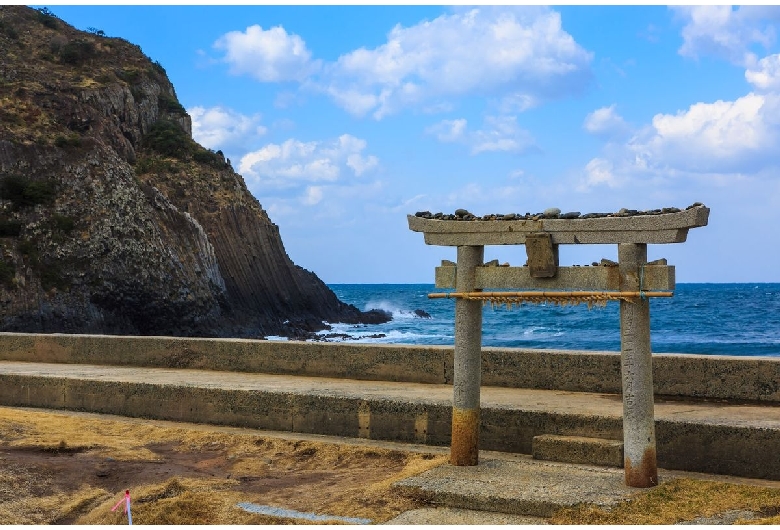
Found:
[407,204,710,488]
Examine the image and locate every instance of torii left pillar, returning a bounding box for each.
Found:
[450,245,484,465]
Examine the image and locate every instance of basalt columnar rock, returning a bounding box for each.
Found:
[0,6,389,337]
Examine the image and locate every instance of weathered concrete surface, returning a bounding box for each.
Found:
[2,333,780,403]
[3,361,780,479]
[407,205,710,246]
[532,434,624,467]
[383,506,547,525]
[393,452,776,521]
[0,333,449,384]
[394,455,636,517]
[451,245,483,465]
[436,263,675,291]
[619,242,658,487]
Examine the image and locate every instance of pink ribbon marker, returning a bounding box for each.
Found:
[111,490,132,525]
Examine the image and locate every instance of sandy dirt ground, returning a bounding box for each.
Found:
[6,405,780,525]
[0,406,446,524]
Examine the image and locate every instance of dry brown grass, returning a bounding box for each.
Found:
[0,406,446,524]
[7,406,780,524]
[550,477,780,524]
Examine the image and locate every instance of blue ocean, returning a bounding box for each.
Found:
[309,284,780,357]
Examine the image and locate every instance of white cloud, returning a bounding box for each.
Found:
[673,6,780,66]
[214,24,320,82]
[632,92,780,173]
[238,134,379,191]
[320,7,592,119]
[746,53,780,91]
[580,158,621,190]
[346,153,378,176]
[498,94,539,114]
[471,116,535,154]
[579,92,780,190]
[211,8,592,119]
[583,105,631,139]
[189,106,267,151]
[302,186,323,205]
[426,119,467,142]
[427,115,536,155]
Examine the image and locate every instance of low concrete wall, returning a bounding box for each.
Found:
[1,332,779,402]
[4,371,779,479]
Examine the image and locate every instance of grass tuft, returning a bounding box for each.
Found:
[550,477,780,524]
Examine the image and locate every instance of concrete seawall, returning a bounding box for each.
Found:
[0,332,778,402]
[2,332,780,479]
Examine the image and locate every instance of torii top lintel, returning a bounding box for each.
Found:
[407,204,709,246]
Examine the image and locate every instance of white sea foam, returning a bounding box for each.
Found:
[363,299,429,320]
[313,322,451,344]
[265,335,289,341]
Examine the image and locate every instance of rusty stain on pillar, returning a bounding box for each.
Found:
[451,245,484,466]
[618,243,658,488]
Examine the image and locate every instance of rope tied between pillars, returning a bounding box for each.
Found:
[429,290,672,310]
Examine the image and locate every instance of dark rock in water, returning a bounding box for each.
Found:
[308,332,387,342]
[311,333,353,342]
[360,309,393,324]
[413,309,432,319]
[0,6,381,339]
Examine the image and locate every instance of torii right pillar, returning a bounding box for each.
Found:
[619,243,657,487]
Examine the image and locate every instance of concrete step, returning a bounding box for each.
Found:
[393,455,637,518]
[382,506,548,525]
[533,434,624,467]
[3,361,780,480]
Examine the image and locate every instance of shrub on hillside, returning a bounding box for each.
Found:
[193,148,229,169]
[158,93,187,116]
[0,175,57,210]
[0,220,23,237]
[60,40,96,66]
[54,134,82,149]
[0,260,15,288]
[36,8,59,30]
[143,120,191,158]
[52,214,74,234]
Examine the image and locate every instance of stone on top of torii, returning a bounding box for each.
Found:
[407,203,710,246]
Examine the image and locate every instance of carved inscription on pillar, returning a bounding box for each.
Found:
[621,307,635,409]
[526,233,558,278]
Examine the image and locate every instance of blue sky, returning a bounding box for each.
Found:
[36,5,780,283]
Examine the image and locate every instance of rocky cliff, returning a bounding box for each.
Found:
[0,6,388,337]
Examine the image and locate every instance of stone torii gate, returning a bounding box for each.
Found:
[408,204,709,488]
